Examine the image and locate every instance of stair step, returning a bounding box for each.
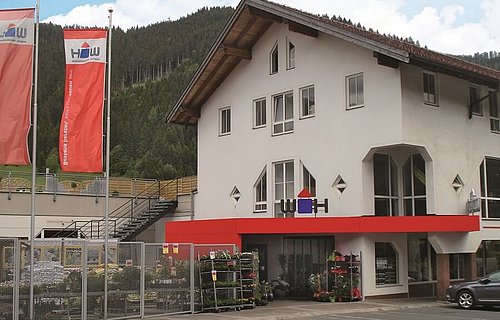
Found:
[121,225,142,230]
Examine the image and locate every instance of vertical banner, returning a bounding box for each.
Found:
[0,9,34,165]
[59,29,107,172]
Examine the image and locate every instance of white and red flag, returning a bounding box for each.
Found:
[59,29,107,172]
[0,9,34,165]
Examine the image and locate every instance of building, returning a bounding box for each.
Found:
[165,0,500,300]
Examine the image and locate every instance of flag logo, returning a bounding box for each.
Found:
[70,42,102,61]
[0,9,34,166]
[4,23,17,37]
[0,22,29,43]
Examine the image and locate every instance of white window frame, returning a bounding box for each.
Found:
[219,106,231,136]
[346,73,364,110]
[373,153,399,216]
[254,167,267,212]
[403,154,427,216]
[469,84,482,116]
[489,90,499,133]
[270,42,278,75]
[272,91,294,135]
[302,164,316,197]
[273,160,294,217]
[423,71,438,106]
[480,157,500,219]
[253,98,266,129]
[300,85,315,118]
[286,39,295,70]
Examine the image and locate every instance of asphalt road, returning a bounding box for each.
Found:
[295,305,500,320]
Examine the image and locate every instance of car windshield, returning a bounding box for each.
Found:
[486,270,500,282]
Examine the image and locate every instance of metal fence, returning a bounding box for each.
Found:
[0,239,236,319]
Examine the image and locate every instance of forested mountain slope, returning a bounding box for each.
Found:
[36,7,233,179]
[31,7,500,179]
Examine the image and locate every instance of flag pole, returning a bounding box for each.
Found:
[104,7,113,319]
[30,0,40,319]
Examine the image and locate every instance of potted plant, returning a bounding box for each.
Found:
[328,250,343,261]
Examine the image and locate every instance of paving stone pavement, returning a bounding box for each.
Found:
[150,298,442,320]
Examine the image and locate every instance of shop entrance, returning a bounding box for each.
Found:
[284,236,334,298]
[245,244,268,281]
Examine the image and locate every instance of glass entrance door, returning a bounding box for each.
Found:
[284,236,334,297]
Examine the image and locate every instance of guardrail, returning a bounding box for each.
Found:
[0,170,197,199]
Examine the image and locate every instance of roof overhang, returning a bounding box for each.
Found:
[167,0,500,125]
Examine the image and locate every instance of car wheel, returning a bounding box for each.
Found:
[457,290,475,309]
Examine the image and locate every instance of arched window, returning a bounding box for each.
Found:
[254,167,267,212]
[403,154,426,216]
[373,153,398,216]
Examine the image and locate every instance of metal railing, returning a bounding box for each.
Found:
[50,178,179,240]
[0,170,197,199]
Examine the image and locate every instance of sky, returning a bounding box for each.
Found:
[1,0,500,55]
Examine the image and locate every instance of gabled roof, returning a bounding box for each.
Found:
[167,0,500,125]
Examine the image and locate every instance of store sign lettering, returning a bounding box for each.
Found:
[280,188,329,214]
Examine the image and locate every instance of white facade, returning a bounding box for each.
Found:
[169,0,500,299]
[196,22,500,224]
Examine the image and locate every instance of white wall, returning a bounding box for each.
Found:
[196,23,403,219]
[0,191,129,238]
[401,64,500,215]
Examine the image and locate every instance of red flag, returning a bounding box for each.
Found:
[60,29,107,172]
[0,9,34,165]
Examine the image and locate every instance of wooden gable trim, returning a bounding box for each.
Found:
[374,52,399,69]
[221,44,252,60]
[288,21,318,38]
[246,0,410,63]
[247,5,283,23]
[181,108,200,119]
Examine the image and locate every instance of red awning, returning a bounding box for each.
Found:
[165,215,480,248]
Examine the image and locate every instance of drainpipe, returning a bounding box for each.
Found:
[52,173,57,202]
[7,171,11,200]
[190,189,196,220]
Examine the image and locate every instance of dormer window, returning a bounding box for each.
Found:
[287,40,295,69]
[270,42,278,74]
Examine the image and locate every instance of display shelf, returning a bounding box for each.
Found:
[325,251,362,302]
[239,252,258,308]
[198,252,258,312]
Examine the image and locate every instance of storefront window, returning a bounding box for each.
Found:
[375,242,398,285]
[450,254,465,280]
[407,235,436,282]
[476,240,500,276]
